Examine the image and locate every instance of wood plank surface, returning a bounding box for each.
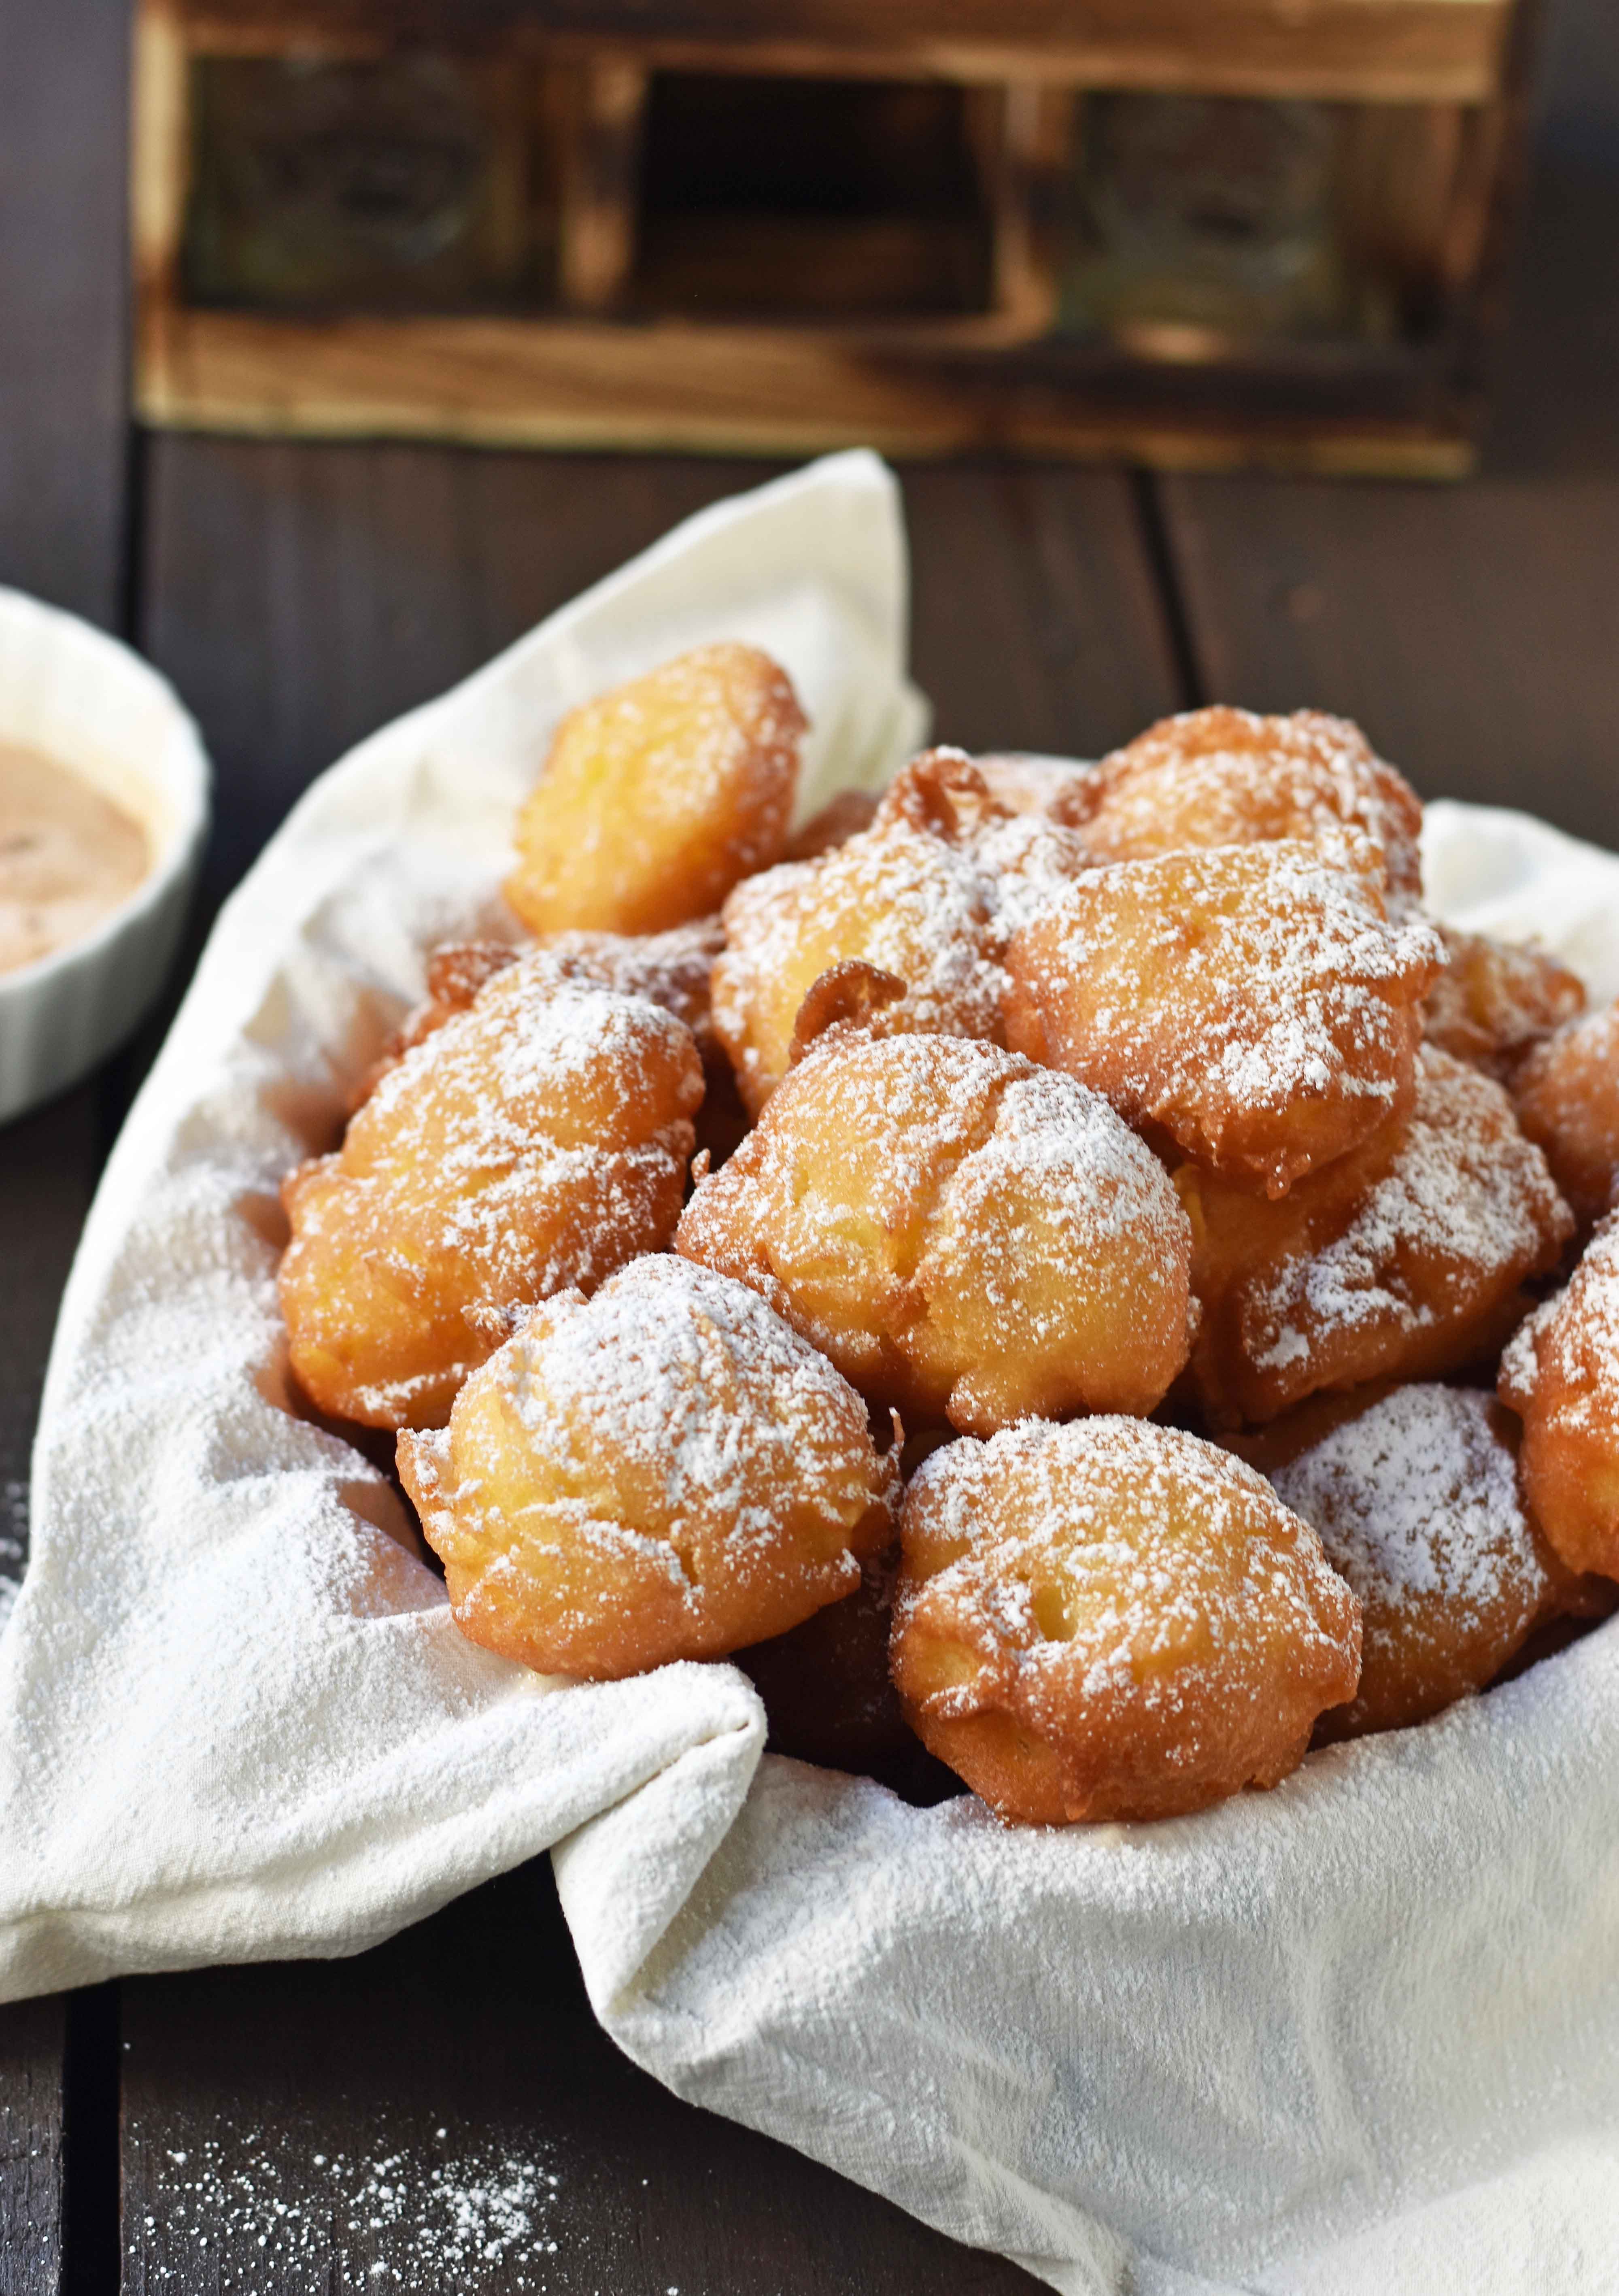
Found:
[121,437,1179,2290]
[140,440,1183,898]
[1154,163,1619,848]
[0,0,138,2281]
[121,1862,1038,2294]
[0,0,131,627]
[0,1093,104,2296]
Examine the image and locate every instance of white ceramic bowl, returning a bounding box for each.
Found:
[0,586,210,1125]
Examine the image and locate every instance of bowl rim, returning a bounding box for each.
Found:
[0,585,212,999]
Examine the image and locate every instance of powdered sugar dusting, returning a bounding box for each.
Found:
[1268,1384,1534,1614]
[1007,840,1443,1194]
[492,1257,880,1580]
[1503,1208,1619,1425]
[1251,1049,1572,1372]
[1090,705,1424,912]
[901,1418,1354,1740]
[713,821,1005,1099]
[128,2121,565,2290]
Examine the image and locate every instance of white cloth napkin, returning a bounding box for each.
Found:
[4,451,1617,2294]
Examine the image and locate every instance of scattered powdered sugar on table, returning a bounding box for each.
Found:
[1267,1384,1534,1616]
[129,2121,567,2290]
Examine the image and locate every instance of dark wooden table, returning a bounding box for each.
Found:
[3,3,1618,2287]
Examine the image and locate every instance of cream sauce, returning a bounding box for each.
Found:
[0,742,150,975]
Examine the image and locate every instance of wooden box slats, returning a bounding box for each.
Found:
[132,0,1541,475]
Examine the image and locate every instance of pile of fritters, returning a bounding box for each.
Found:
[277,646,1619,1827]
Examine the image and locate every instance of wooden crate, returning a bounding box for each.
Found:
[132,0,1545,474]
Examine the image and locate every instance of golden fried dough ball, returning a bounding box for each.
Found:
[677,1032,1195,1436]
[397,1256,898,1679]
[711,813,1004,1118]
[890,1418,1361,1825]
[1005,842,1445,1199]
[280,969,702,1429]
[1086,706,1424,913]
[1510,999,1619,1228]
[1230,1382,1564,1741]
[1500,1210,1619,1578]
[355,920,724,1110]
[505,643,805,937]
[1178,1046,1574,1425]
[1422,926,1585,1081]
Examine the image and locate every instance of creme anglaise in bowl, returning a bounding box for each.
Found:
[0,585,210,1124]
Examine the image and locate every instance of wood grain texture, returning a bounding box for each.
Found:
[1154,151,1619,848]
[121,1862,1041,2293]
[0,0,130,625]
[0,1091,103,2296]
[139,439,1183,892]
[0,7,138,2264]
[170,0,1516,104]
[906,463,1186,752]
[0,1998,67,2296]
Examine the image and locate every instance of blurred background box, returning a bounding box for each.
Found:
[134,0,1545,476]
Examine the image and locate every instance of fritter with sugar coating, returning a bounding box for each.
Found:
[677,1032,1196,1436]
[712,750,1094,1117]
[1005,841,1445,1198]
[1422,926,1585,1081]
[397,1256,897,1678]
[1231,1382,1565,1740]
[711,805,1004,1118]
[355,919,724,1110]
[1084,706,1423,913]
[869,747,1094,932]
[1500,1209,1619,1578]
[1511,999,1619,1227]
[280,969,702,1429]
[506,643,805,936]
[890,1417,1361,1825]
[1177,1046,1574,1424]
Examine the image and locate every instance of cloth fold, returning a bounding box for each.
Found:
[3,451,1615,2291]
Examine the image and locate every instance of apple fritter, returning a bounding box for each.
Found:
[506,643,805,936]
[279,966,702,1429]
[1510,998,1619,1228]
[890,1417,1361,1824]
[1084,706,1423,914]
[1177,1046,1574,1424]
[1231,1382,1565,1741]
[1500,1209,1619,1579]
[1422,926,1585,1082]
[398,1256,897,1678]
[678,1031,1195,1437]
[1005,840,1445,1198]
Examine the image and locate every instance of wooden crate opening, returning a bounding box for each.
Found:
[181,51,551,313]
[1053,92,1489,361]
[135,0,1538,474]
[629,74,996,320]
